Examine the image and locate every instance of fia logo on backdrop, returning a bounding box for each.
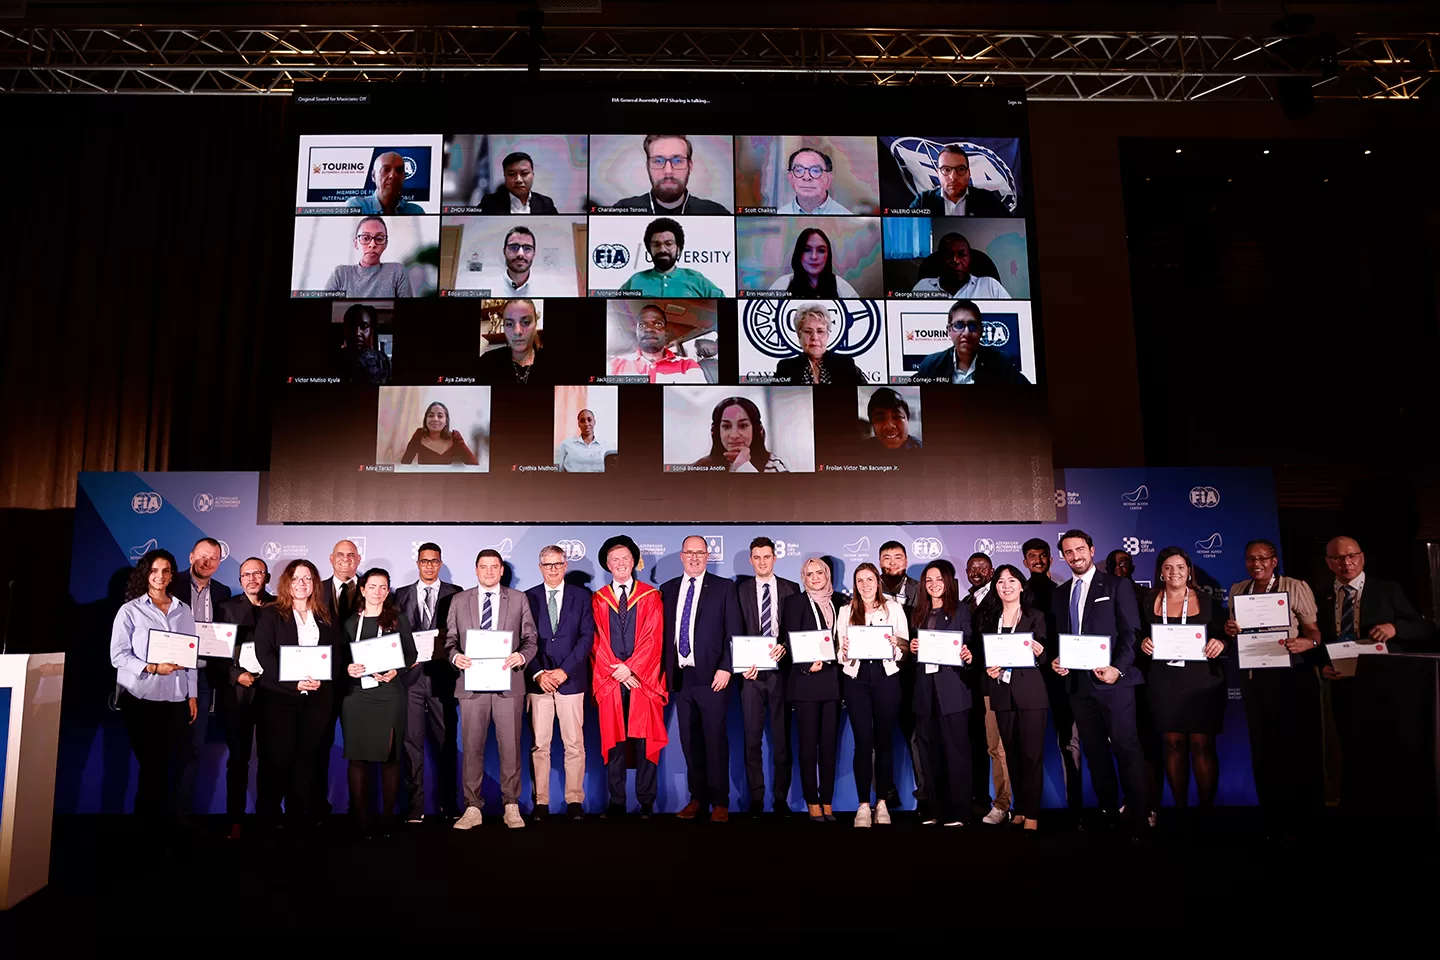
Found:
[742,300,883,360]
[557,539,587,562]
[592,244,630,269]
[132,492,163,515]
[1189,486,1221,509]
[911,537,944,560]
[887,137,1019,214]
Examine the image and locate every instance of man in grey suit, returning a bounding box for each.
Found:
[445,549,539,830]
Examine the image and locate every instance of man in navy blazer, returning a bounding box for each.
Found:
[168,537,232,814]
[734,537,800,814]
[524,545,596,820]
[1049,529,1149,831]
[663,535,743,821]
[395,541,463,822]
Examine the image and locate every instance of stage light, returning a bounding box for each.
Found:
[1174,148,1182,154]
[1364,149,1372,155]
[1263,149,1270,154]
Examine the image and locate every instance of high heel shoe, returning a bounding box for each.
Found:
[808,804,823,822]
[821,804,836,822]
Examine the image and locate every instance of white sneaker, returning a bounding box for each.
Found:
[875,799,891,825]
[854,802,872,828]
[503,803,526,829]
[453,807,483,830]
[982,806,1010,825]
[943,819,964,827]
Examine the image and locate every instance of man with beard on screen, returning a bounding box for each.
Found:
[611,134,730,215]
[618,218,724,298]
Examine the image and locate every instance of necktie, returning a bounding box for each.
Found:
[423,586,435,630]
[548,589,559,632]
[617,586,629,638]
[1341,585,1356,638]
[481,592,493,630]
[1069,577,1083,633]
[339,580,355,617]
[679,577,696,658]
[761,582,773,636]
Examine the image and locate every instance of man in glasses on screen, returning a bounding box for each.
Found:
[324,216,415,298]
[776,148,852,215]
[912,300,1028,385]
[607,303,708,383]
[910,233,1011,299]
[345,151,426,216]
[611,134,730,215]
[618,218,725,298]
[496,226,538,296]
[907,144,1011,218]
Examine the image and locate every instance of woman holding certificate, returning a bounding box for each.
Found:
[974,565,1049,832]
[1137,547,1227,819]
[340,568,418,838]
[782,556,844,823]
[905,560,975,828]
[836,562,909,828]
[254,559,340,829]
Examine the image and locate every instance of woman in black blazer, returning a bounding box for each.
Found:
[253,559,341,830]
[782,557,845,823]
[771,302,871,386]
[975,564,1050,832]
[906,559,975,827]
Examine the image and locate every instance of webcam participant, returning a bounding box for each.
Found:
[777,148,852,215]
[911,233,1009,299]
[478,152,559,214]
[478,298,551,386]
[907,144,1011,217]
[340,303,392,385]
[913,300,1028,385]
[772,302,868,385]
[618,218,724,298]
[608,303,707,383]
[325,217,414,298]
[556,409,606,473]
[692,396,788,473]
[612,135,730,214]
[866,388,922,451]
[495,226,540,296]
[768,228,859,298]
[346,152,425,215]
[401,401,480,466]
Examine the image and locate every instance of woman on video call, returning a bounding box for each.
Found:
[324,216,414,299]
[772,302,869,386]
[340,303,392,385]
[691,395,788,473]
[400,401,479,466]
[768,227,859,298]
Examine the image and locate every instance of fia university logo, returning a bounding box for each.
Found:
[887,137,1018,214]
[132,491,163,514]
[557,539,587,562]
[592,243,630,269]
[742,300,883,360]
[1189,486,1220,509]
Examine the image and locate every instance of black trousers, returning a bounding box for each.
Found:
[1070,683,1148,816]
[741,670,791,809]
[1043,668,1084,809]
[675,668,731,808]
[404,671,459,816]
[915,700,973,823]
[794,700,838,805]
[895,660,923,801]
[256,687,334,822]
[178,666,217,814]
[606,739,658,807]
[1242,667,1323,829]
[995,708,1048,819]
[845,668,901,804]
[309,693,342,815]
[1328,676,1362,810]
[119,693,192,826]
[221,684,259,819]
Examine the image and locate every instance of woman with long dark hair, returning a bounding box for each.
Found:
[401,400,479,466]
[974,564,1050,831]
[769,228,859,298]
[691,395,788,473]
[339,567,418,838]
[905,559,974,827]
[782,556,844,822]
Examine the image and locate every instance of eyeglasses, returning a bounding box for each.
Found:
[239,571,267,580]
[680,550,708,558]
[949,320,982,332]
[356,234,388,245]
[1327,551,1363,562]
[938,164,969,177]
[505,243,535,255]
[540,561,566,570]
[1245,554,1276,563]
[292,576,314,584]
[417,559,442,566]
[638,318,668,331]
[648,156,689,170]
[790,164,828,179]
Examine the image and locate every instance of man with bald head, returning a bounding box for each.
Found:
[346,151,425,215]
[1312,536,1433,808]
[312,539,363,816]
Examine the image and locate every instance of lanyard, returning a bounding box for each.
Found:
[1160,588,1189,624]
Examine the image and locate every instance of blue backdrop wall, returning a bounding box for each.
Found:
[63,467,1280,814]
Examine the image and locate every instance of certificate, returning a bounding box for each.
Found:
[917,630,964,666]
[1327,639,1390,660]
[279,645,332,682]
[731,636,778,672]
[1237,631,1291,670]
[1232,592,1292,631]
[1150,624,1208,661]
[466,629,514,660]
[983,633,1037,669]
[196,622,239,658]
[845,624,897,660]
[412,629,439,663]
[237,641,263,675]
[1058,634,1112,671]
[146,629,198,669]
[464,658,513,692]
[789,630,835,663]
[350,634,407,674]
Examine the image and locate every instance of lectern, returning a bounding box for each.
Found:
[0,653,65,909]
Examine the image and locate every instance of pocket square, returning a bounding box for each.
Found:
[1094,596,1112,603]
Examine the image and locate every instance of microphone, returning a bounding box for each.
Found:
[1,578,14,656]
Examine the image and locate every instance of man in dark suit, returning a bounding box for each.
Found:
[395,541,462,823]
[524,545,595,820]
[735,537,800,814]
[312,538,362,816]
[906,143,1013,217]
[1314,536,1434,807]
[216,557,272,840]
[168,536,231,817]
[878,540,926,806]
[1025,537,1082,810]
[477,151,560,214]
[1049,529,1149,832]
[912,301,1029,385]
[663,535,743,822]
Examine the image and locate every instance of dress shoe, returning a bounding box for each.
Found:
[532,806,550,821]
[639,804,653,819]
[601,804,625,819]
[676,800,701,820]
[568,803,585,820]
[711,807,729,823]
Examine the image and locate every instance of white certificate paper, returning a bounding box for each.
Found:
[412,629,439,663]
[280,645,332,682]
[196,622,239,658]
[466,629,514,660]
[1150,624,1208,661]
[146,629,198,669]
[237,641,263,675]
[1232,592,1292,631]
[464,658,513,692]
[1059,634,1112,671]
[1237,630,1291,669]
[846,624,897,660]
[351,634,407,674]
[1327,640,1391,660]
[983,633,1037,669]
[916,630,964,666]
[731,636,778,672]
[789,630,835,663]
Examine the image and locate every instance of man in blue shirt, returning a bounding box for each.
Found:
[346,151,425,215]
[618,217,725,297]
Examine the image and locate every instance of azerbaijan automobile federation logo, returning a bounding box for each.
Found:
[742,299,883,360]
[888,138,1018,214]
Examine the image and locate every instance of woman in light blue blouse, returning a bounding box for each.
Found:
[109,548,198,828]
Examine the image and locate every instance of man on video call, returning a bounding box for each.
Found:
[346,151,426,215]
[866,387,923,451]
[496,226,540,296]
[479,151,559,215]
[776,147,852,215]
[911,233,1011,299]
[608,303,709,383]
[907,144,1011,217]
[913,300,1029,385]
[617,218,725,298]
[611,135,731,215]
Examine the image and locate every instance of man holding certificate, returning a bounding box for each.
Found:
[1049,529,1148,832]
[446,549,538,830]
[395,541,462,823]
[735,536,799,815]
[216,557,274,840]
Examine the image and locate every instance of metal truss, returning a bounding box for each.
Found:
[0,25,1434,100]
